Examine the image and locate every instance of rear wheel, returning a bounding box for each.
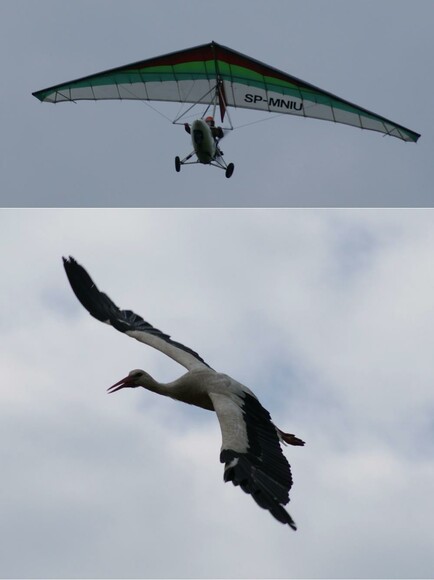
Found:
[225,163,234,178]
[175,156,181,172]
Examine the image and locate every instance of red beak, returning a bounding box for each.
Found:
[107,375,132,394]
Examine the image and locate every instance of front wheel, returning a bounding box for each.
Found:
[175,156,181,172]
[225,163,235,179]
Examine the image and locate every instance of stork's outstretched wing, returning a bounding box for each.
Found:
[63,257,210,371]
[209,390,297,529]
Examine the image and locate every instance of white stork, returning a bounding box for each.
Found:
[63,256,304,530]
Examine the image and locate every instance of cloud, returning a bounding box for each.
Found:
[1,208,433,578]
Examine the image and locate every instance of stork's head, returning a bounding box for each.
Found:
[107,369,153,393]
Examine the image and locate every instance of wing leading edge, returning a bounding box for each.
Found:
[63,256,210,371]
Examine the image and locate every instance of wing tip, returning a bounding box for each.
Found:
[62,254,76,265]
[63,255,83,280]
[221,450,297,530]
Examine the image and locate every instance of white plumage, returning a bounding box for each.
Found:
[63,256,304,529]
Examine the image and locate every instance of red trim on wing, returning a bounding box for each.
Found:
[122,44,216,70]
[121,42,304,88]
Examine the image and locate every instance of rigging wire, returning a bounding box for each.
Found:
[116,83,285,132]
[232,113,285,130]
[119,85,174,122]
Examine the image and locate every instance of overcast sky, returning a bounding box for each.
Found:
[1,208,434,578]
[1,0,432,206]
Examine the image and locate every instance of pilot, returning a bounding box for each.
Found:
[204,116,224,140]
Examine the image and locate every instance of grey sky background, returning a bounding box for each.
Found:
[0,0,432,207]
[1,208,434,578]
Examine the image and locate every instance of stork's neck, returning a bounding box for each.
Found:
[139,374,171,396]
[140,370,214,411]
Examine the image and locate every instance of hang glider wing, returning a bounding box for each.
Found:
[33,41,420,143]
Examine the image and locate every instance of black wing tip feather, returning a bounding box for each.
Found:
[62,256,211,368]
[63,256,151,332]
[221,450,297,530]
[62,255,165,331]
[62,256,115,324]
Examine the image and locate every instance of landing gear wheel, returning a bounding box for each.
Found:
[225,163,234,179]
[175,156,181,173]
